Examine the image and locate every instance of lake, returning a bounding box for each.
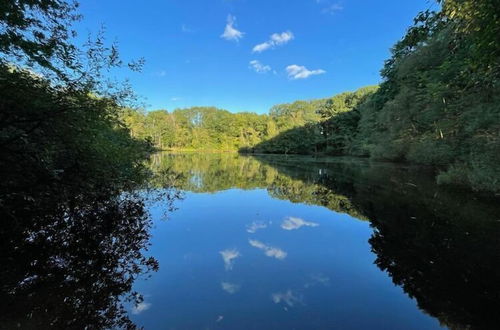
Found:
[128,152,500,329]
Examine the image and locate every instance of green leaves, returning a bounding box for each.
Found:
[351,0,500,192]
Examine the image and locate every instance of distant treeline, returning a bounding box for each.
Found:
[121,86,377,152]
[124,0,500,193]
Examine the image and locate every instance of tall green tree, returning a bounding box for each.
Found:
[351,0,500,192]
[0,1,160,328]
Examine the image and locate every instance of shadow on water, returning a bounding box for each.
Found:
[152,152,500,330]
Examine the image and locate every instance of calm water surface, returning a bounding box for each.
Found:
[129,152,500,329]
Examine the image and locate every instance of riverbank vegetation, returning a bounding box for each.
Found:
[257,0,500,194]
[349,0,500,193]
[124,0,500,193]
[1,1,160,328]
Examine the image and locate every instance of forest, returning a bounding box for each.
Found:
[1,0,499,328]
[121,85,376,152]
[123,0,500,193]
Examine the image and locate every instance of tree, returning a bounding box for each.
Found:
[0,1,161,328]
[0,0,80,73]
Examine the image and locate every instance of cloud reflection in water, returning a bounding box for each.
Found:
[219,249,241,270]
[132,302,151,315]
[246,221,268,233]
[271,290,302,307]
[249,239,287,260]
[221,282,241,294]
[281,217,319,230]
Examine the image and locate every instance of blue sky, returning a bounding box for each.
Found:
[75,0,436,114]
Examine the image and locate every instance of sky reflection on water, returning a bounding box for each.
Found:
[129,152,499,329]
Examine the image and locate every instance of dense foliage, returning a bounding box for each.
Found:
[350,0,500,192]
[252,86,378,154]
[1,1,160,328]
[0,0,79,76]
[249,0,500,192]
[123,107,268,151]
[122,86,377,153]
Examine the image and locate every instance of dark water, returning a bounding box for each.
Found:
[129,152,500,329]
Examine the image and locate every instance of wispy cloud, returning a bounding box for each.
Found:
[170,97,181,101]
[132,302,151,315]
[249,239,287,260]
[304,273,330,288]
[220,248,241,270]
[181,24,194,33]
[323,3,343,14]
[316,0,344,15]
[272,290,302,307]
[252,31,294,53]
[221,14,244,42]
[249,60,271,74]
[221,282,240,294]
[286,65,326,80]
[281,217,319,230]
[154,70,166,77]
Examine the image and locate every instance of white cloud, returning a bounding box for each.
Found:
[286,64,326,79]
[170,97,181,101]
[252,31,294,53]
[221,15,244,42]
[249,60,271,74]
[246,220,268,232]
[253,42,272,53]
[249,239,287,260]
[323,3,343,14]
[272,290,302,307]
[270,31,294,44]
[132,302,151,315]
[281,217,319,230]
[220,248,241,270]
[221,282,240,294]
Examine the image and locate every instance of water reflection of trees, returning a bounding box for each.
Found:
[369,205,500,329]
[0,146,168,328]
[150,152,365,219]
[0,192,158,329]
[258,155,500,330]
[153,152,500,329]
